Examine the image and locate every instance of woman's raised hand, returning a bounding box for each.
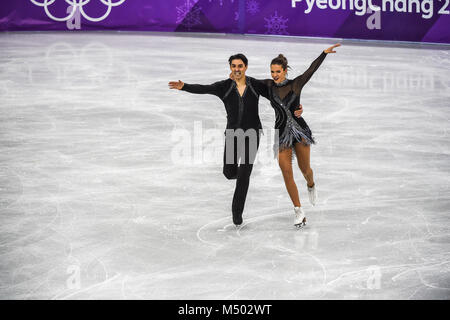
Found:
[168,80,184,90]
[324,43,341,54]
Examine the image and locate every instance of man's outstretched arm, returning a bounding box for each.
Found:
[168,80,185,90]
[168,80,225,97]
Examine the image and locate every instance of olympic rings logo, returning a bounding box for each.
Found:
[30,0,126,22]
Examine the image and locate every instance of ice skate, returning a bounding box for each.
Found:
[294,206,306,228]
[232,212,243,228]
[308,183,317,206]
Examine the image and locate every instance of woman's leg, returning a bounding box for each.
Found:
[278,148,301,207]
[294,140,314,188]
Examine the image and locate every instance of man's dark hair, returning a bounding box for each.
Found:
[228,53,248,66]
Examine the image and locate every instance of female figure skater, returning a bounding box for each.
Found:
[267,43,341,228]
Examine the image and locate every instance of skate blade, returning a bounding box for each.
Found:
[294,219,306,229]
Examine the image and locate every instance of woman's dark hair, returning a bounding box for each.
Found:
[228,53,248,66]
[271,54,290,70]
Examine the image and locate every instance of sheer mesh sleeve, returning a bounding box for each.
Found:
[249,78,272,100]
[293,51,327,93]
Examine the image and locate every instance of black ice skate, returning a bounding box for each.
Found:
[232,211,243,227]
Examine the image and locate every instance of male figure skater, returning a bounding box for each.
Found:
[168,54,269,227]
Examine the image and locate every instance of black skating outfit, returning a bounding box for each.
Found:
[260,51,328,153]
[181,77,269,225]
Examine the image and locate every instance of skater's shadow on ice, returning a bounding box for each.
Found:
[197,210,307,247]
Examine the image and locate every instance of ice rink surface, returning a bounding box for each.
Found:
[0,31,449,299]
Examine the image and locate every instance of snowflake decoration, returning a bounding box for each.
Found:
[264,11,289,35]
[176,0,202,30]
[246,0,260,15]
[208,0,235,6]
[234,11,239,21]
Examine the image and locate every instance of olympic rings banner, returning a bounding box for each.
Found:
[0,1,449,43]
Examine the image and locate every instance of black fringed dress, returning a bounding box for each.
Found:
[260,51,328,154]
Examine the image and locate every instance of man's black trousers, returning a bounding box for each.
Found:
[222,130,260,225]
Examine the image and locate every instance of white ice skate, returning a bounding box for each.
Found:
[294,206,306,228]
[308,184,317,206]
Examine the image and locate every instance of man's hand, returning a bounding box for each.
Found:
[168,80,184,90]
[324,43,341,54]
[294,104,303,118]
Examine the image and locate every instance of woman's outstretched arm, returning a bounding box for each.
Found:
[294,43,341,89]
